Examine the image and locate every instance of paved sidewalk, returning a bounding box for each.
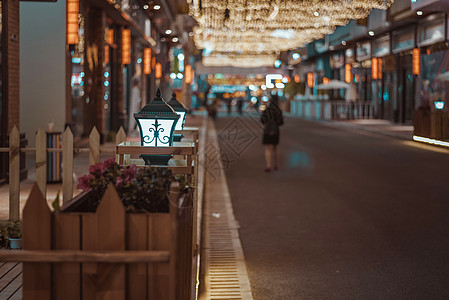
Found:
[324,119,414,140]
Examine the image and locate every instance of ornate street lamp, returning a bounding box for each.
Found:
[168,93,188,142]
[134,89,180,165]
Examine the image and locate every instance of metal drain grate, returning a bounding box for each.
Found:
[199,121,253,300]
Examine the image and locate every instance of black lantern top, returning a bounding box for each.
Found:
[135,89,179,119]
[168,93,188,113]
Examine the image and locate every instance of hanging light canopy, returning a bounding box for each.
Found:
[189,0,394,66]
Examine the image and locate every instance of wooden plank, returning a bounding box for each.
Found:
[96,185,126,299]
[0,266,22,299]
[35,129,47,198]
[126,214,148,300]
[0,250,170,263]
[63,128,74,204]
[0,262,18,278]
[116,144,194,155]
[0,263,21,291]
[53,213,81,300]
[89,127,100,166]
[22,184,51,299]
[9,286,22,300]
[148,213,172,300]
[115,127,126,163]
[9,126,20,220]
[178,194,194,300]
[148,183,179,300]
[81,213,98,300]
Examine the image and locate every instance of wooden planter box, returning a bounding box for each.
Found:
[414,108,448,139]
[3,182,193,300]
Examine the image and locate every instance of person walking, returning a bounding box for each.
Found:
[261,95,284,172]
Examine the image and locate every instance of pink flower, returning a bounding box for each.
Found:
[123,165,137,183]
[89,162,103,174]
[115,176,123,188]
[77,175,91,191]
[103,158,115,170]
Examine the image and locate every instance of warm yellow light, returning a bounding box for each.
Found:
[307,73,313,88]
[144,48,152,75]
[189,0,394,60]
[345,64,351,83]
[378,58,382,79]
[104,45,109,64]
[155,62,162,79]
[294,74,300,83]
[413,135,449,148]
[107,29,114,45]
[152,57,156,70]
[122,29,131,65]
[372,57,378,80]
[323,77,330,85]
[413,48,420,75]
[185,64,192,84]
[66,0,79,45]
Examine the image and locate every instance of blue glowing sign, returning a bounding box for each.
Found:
[434,101,445,110]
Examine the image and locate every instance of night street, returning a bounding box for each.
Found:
[216,114,449,300]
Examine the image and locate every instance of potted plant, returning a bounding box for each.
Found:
[6,220,22,249]
[64,158,192,213]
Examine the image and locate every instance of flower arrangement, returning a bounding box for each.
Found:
[76,158,189,213]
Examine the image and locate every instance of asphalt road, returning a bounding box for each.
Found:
[215,113,449,300]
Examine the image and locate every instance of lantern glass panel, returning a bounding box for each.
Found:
[137,118,176,147]
[174,112,186,130]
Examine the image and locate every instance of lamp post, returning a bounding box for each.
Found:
[134,89,180,165]
[168,93,188,142]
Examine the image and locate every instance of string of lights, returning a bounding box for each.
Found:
[189,0,393,66]
[203,53,279,67]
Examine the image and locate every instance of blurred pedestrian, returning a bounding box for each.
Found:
[237,98,243,115]
[207,99,217,121]
[261,95,284,172]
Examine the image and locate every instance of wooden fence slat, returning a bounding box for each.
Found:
[148,213,172,300]
[126,214,148,300]
[115,127,126,163]
[82,213,98,300]
[35,128,47,197]
[148,183,179,300]
[178,194,194,300]
[22,184,52,299]
[53,213,81,300]
[0,250,170,263]
[89,127,100,166]
[63,128,74,204]
[96,184,126,299]
[9,126,20,220]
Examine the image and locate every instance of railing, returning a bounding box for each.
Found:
[0,126,125,221]
[330,101,376,120]
[289,100,376,120]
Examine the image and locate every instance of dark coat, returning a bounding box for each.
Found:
[261,103,283,145]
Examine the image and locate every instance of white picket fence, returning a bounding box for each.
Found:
[0,126,126,221]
